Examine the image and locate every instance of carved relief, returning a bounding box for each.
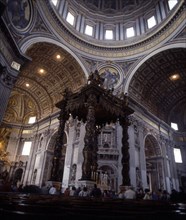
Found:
[75,122,81,140]
[70,164,77,183]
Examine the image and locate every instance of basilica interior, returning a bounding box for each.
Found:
[0,0,186,201]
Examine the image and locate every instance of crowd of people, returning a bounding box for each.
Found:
[46,184,186,203]
[117,186,186,202]
[0,179,186,203]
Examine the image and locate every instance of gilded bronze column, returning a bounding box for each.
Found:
[120,116,131,186]
[91,125,100,181]
[81,94,97,180]
[50,96,68,181]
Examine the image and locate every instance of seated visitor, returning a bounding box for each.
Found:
[90,184,102,198]
[49,185,57,195]
[124,186,136,199]
[79,186,89,197]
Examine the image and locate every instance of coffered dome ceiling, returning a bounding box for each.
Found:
[73,0,159,16]
[3,0,186,132]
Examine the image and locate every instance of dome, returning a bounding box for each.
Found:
[48,0,181,49]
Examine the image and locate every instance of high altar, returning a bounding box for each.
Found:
[50,70,134,189]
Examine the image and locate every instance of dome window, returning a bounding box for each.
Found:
[147,16,156,29]
[168,0,178,10]
[105,30,113,40]
[66,12,75,26]
[51,0,58,6]
[85,25,93,36]
[126,27,135,38]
